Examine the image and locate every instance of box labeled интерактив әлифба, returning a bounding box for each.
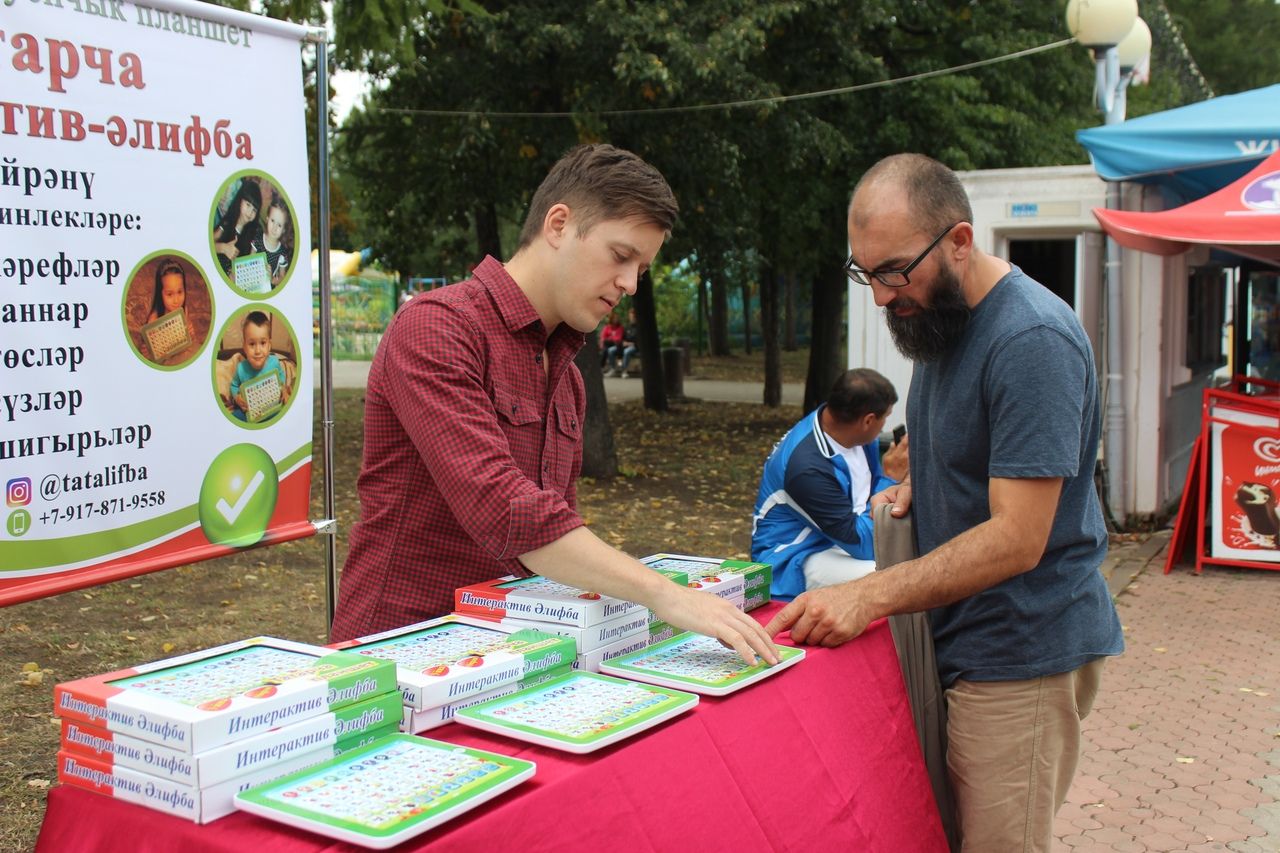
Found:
[720,559,772,610]
[401,666,573,734]
[454,575,645,628]
[328,613,575,711]
[53,637,398,754]
[56,722,398,824]
[56,740,333,824]
[570,631,651,673]
[59,689,404,788]
[466,608,650,655]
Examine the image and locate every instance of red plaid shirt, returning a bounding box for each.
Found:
[331,257,586,641]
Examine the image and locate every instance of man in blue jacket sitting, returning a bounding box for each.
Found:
[751,368,900,600]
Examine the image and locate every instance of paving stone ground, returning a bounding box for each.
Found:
[1054,535,1280,852]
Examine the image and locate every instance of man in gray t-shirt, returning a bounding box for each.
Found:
[767,154,1123,852]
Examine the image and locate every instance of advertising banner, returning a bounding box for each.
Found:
[1,0,316,605]
[1209,407,1280,562]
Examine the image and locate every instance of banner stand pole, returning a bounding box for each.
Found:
[306,28,339,634]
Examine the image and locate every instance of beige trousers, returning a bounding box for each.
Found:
[945,658,1105,852]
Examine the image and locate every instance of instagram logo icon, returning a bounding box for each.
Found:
[6,477,32,507]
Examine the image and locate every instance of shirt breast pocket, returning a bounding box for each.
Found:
[550,400,581,490]
[494,386,542,441]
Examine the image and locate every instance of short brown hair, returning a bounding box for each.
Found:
[517,144,678,249]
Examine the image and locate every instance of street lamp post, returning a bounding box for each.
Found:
[1066,0,1151,526]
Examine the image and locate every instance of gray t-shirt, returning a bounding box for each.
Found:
[908,266,1123,686]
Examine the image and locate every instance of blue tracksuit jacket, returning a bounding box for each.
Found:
[751,406,895,600]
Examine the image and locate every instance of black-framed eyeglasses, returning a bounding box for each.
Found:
[844,222,965,288]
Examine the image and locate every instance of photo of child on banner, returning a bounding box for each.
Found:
[211,173,297,295]
[123,254,213,368]
[213,307,299,425]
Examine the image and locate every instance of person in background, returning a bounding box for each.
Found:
[609,306,640,376]
[600,309,625,369]
[751,368,900,600]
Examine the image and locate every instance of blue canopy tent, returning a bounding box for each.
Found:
[1077,84,1280,202]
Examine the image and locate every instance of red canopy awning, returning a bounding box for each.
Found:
[1093,149,1280,263]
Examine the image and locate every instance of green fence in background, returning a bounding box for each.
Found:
[313,273,397,360]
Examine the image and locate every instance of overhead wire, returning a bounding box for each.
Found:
[369,37,1078,119]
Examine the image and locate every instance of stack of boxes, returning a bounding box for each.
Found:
[640,554,773,643]
[721,559,772,611]
[329,613,576,734]
[454,575,650,672]
[53,637,400,823]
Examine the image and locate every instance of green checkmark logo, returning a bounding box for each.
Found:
[198,444,279,548]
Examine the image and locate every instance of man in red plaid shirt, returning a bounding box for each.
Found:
[333,144,777,666]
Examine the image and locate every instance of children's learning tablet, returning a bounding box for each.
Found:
[142,308,191,361]
[600,631,805,696]
[234,734,534,849]
[453,671,697,754]
[233,251,271,293]
[242,368,284,423]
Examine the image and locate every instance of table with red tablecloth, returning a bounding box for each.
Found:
[36,604,947,852]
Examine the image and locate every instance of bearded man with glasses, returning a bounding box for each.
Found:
[767,153,1123,852]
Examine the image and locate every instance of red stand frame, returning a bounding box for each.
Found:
[1170,376,1280,574]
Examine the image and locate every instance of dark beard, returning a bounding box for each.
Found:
[884,265,970,363]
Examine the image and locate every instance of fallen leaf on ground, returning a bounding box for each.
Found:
[1175,756,1195,764]
[21,662,39,672]
[162,642,175,653]
[26,780,49,789]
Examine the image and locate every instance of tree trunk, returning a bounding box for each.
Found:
[709,255,730,356]
[474,201,502,261]
[697,275,707,356]
[740,280,753,355]
[633,270,668,412]
[576,329,618,478]
[761,268,782,407]
[804,265,845,413]
[784,271,797,351]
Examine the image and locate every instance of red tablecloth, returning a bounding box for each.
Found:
[37,606,947,852]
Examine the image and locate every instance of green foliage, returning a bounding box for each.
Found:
[651,260,702,343]
[335,1,1119,279]
[1162,0,1280,96]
